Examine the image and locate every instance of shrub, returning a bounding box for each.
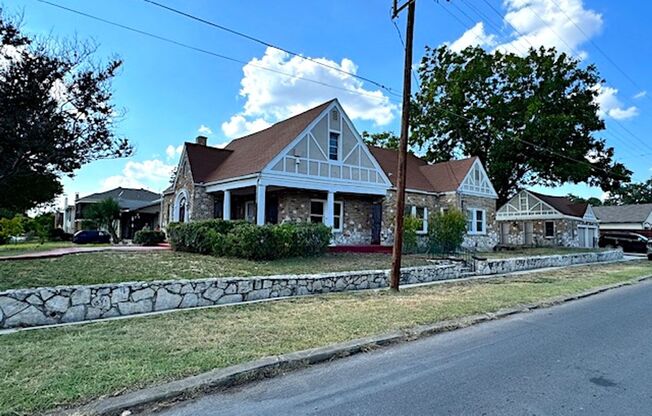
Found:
[402,215,421,254]
[428,209,467,255]
[133,229,166,246]
[168,219,332,260]
[0,215,24,245]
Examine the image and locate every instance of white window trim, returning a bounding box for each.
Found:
[467,208,487,235]
[310,199,344,233]
[245,201,256,223]
[407,205,428,235]
[544,220,555,238]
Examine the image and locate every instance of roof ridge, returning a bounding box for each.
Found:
[228,99,336,143]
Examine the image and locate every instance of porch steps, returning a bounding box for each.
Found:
[328,245,393,254]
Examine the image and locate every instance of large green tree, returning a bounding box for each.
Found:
[604,178,652,205]
[86,198,121,243]
[411,45,630,205]
[0,11,132,214]
[362,131,400,150]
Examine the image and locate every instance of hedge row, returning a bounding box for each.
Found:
[168,220,332,260]
[133,229,166,246]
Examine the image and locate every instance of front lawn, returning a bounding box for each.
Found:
[477,247,609,259]
[0,242,90,257]
[1,261,650,415]
[0,251,431,291]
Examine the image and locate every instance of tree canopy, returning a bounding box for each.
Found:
[0,11,132,214]
[410,45,631,205]
[362,131,400,150]
[604,178,652,205]
[86,198,121,242]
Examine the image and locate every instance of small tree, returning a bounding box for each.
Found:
[402,215,422,254]
[0,215,25,244]
[86,198,121,243]
[428,209,467,255]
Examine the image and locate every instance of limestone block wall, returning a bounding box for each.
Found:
[475,249,623,275]
[0,263,464,330]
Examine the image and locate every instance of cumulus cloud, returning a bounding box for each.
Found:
[594,85,639,120]
[197,124,213,135]
[221,47,397,139]
[101,158,175,192]
[450,22,496,52]
[165,144,183,160]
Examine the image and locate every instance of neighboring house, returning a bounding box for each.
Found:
[64,187,161,239]
[496,190,599,248]
[593,204,652,238]
[161,99,499,250]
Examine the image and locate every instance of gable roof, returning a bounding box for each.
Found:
[528,191,589,218]
[368,146,478,193]
[593,203,652,224]
[185,100,334,184]
[77,187,159,204]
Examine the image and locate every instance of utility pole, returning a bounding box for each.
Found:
[390,0,416,291]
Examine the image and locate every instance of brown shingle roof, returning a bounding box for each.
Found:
[186,100,334,184]
[529,191,589,218]
[368,146,476,193]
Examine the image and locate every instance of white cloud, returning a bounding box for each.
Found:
[449,22,496,52]
[197,124,213,135]
[221,47,397,139]
[221,115,271,139]
[101,159,175,192]
[634,90,647,99]
[594,85,639,120]
[165,144,183,160]
[497,0,603,56]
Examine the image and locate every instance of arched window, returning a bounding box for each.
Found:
[178,196,187,223]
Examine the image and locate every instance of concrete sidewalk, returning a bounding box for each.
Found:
[0,245,169,261]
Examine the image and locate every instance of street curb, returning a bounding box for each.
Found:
[56,274,652,416]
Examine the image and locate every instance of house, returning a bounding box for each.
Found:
[63,187,161,239]
[496,190,599,248]
[161,99,499,250]
[593,203,652,238]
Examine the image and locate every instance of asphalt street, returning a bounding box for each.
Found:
[149,280,652,416]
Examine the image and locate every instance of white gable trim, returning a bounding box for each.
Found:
[497,190,594,222]
[261,100,392,189]
[457,158,498,199]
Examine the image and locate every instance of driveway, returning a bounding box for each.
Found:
[149,280,652,416]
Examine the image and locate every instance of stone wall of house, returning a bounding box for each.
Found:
[0,249,624,330]
[460,194,499,251]
[191,185,214,221]
[277,190,378,245]
[475,249,622,275]
[381,190,441,244]
[497,218,596,248]
[0,263,464,329]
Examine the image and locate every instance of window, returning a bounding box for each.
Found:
[245,201,256,223]
[405,205,428,234]
[333,202,343,232]
[310,200,343,232]
[467,208,486,235]
[178,196,186,223]
[544,221,555,238]
[329,132,339,161]
[518,193,528,211]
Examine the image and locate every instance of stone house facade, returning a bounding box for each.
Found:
[161,99,500,251]
[496,190,599,248]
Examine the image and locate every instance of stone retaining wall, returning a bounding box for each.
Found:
[475,249,623,275]
[0,250,624,330]
[0,264,464,330]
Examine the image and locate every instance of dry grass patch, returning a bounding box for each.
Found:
[0,261,650,415]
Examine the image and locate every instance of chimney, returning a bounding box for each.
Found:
[195,135,208,146]
[75,192,80,201]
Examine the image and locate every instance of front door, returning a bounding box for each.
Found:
[371,204,382,245]
[524,222,534,245]
[500,222,510,245]
[265,195,279,224]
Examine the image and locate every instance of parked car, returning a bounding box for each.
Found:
[647,240,652,261]
[72,230,111,244]
[598,232,649,253]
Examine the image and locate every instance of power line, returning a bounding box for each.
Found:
[390,13,420,90]
[479,0,537,53]
[142,0,402,98]
[35,0,401,105]
[548,0,648,97]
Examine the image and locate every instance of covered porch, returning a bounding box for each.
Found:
[206,176,386,246]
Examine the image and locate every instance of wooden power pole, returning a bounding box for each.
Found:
[390,0,416,291]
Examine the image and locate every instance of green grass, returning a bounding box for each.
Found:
[0,242,89,257]
[0,252,431,291]
[1,260,650,415]
[477,247,608,259]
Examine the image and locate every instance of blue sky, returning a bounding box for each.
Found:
[10,0,652,205]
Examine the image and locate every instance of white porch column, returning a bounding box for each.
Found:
[324,191,335,228]
[223,190,231,221]
[256,184,266,225]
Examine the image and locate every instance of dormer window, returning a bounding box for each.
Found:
[329,132,339,161]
